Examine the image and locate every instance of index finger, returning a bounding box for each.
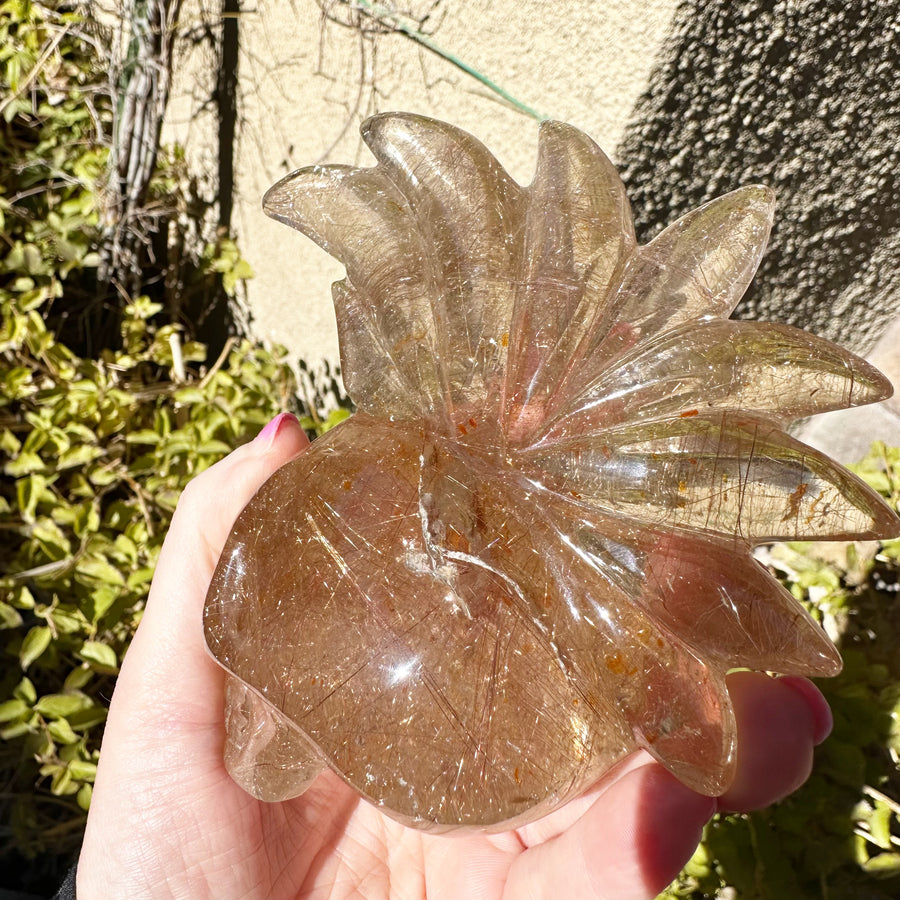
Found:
[123,413,309,700]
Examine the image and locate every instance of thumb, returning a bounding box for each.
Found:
[117,412,309,716]
[81,414,309,895]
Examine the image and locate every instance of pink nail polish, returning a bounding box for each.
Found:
[779,676,834,745]
[255,412,297,448]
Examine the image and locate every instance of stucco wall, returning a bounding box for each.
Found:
[618,0,900,353]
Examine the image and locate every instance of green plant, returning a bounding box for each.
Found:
[0,2,307,887]
[0,287,299,861]
[661,443,900,899]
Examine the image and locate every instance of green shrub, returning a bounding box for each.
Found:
[0,0,306,883]
[0,288,300,862]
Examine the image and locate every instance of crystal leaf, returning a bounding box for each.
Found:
[205,113,900,830]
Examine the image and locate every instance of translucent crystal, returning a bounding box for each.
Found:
[203,113,900,830]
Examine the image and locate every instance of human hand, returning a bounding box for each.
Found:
[77,412,833,900]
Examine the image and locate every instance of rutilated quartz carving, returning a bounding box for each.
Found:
[204,113,900,831]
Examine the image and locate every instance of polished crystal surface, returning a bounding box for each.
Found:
[203,113,900,830]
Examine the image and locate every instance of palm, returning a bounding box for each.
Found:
[168,744,645,900]
[228,788,518,900]
[124,673,617,900]
[136,719,525,899]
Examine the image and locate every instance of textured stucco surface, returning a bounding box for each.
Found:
[617,0,900,354]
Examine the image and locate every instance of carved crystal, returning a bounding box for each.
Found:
[204,113,900,830]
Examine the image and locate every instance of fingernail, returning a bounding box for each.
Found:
[255,412,298,449]
[779,676,833,745]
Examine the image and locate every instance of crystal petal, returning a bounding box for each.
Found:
[362,113,525,414]
[573,186,776,383]
[545,320,893,439]
[541,507,841,676]
[505,122,634,441]
[330,282,420,420]
[223,675,327,802]
[509,497,738,794]
[637,532,842,676]
[526,412,900,541]
[263,165,442,416]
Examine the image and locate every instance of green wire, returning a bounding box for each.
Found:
[352,0,549,122]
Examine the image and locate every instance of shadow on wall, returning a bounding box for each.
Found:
[616,0,900,356]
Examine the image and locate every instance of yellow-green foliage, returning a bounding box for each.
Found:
[0,292,298,858]
[0,0,301,866]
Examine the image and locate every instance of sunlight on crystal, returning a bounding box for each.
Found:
[225,546,245,579]
[204,112,900,832]
[569,713,591,762]
[386,657,420,687]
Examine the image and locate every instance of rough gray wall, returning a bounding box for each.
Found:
[616,0,900,352]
